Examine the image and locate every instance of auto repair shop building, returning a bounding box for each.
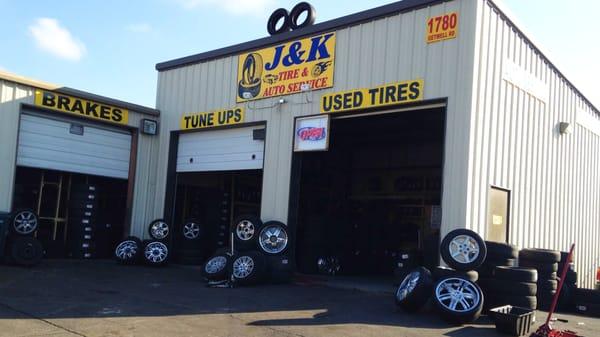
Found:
[151,0,600,287]
[0,71,160,258]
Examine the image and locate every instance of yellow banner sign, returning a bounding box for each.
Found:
[426,12,458,43]
[236,32,335,102]
[181,107,244,130]
[34,90,128,125]
[320,79,424,114]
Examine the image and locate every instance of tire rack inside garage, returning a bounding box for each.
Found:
[294,106,445,276]
[169,124,266,264]
[12,111,134,259]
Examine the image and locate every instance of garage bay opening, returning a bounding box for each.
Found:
[294,107,445,279]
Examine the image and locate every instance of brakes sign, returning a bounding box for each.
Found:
[34,90,128,125]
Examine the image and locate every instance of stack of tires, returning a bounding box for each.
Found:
[518,248,561,310]
[67,184,99,259]
[202,215,292,286]
[4,209,44,266]
[557,251,577,311]
[476,241,518,279]
[395,229,486,324]
[479,266,538,312]
[114,219,171,266]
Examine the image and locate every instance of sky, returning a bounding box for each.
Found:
[0,0,598,109]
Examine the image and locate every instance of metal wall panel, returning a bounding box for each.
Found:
[176,126,264,172]
[468,0,600,287]
[154,1,480,233]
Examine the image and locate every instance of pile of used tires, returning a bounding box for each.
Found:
[1,209,44,266]
[114,219,171,266]
[202,215,292,286]
[518,248,560,310]
[395,229,487,324]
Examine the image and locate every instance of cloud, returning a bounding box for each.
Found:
[176,0,277,17]
[126,23,152,33]
[29,18,86,61]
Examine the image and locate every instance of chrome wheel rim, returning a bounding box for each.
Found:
[183,222,200,239]
[144,242,168,263]
[435,277,480,312]
[150,221,169,240]
[235,220,255,241]
[115,240,138,260]
[13,210,37,235]
[448,235,480,264]
[396,271,420,302]
[232,255,254,279]
[259,224,288,254]
[317,256,340,275]
[205,256,227,274]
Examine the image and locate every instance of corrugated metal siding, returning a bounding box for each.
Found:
[468,0,600,288]
[154,0,480,231]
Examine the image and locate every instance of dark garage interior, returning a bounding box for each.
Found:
[295,107,446,276]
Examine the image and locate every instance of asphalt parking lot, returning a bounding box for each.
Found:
[0,260,598,337]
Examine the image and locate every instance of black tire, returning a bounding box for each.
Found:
[267,8,290,35]
[478,279,537,296]
[10,209,39,236]
[258,221,288,255]
[537,279,558,291]
[114,236,142,264]
[182,219,204,240]
[69,203,97,212]
[538,272,557,281]
[575,302,600,317]
[560,251,573,263]
[487,294,537,310]
[9,237,44,266]
[433,276,484,324]
[494,266,538,283]
[564,270,578,285]
[519,248,561,263]
[440,229,487,271]
[69,191,98,202]
[148,219,170,241]
[432,266,479,282]
[142,240,169,266]
[485,241,518,259]
[266,255,293,284]
[519,260,558,273]
[203,252,232,281]
[70,184,97,193]
[231,215,262,250]
[394,267,434,312]
[67,208,95,219]
[484,257,516,267]
[573,288,600,304]
[289,2,316,30]
[229,251,267,286]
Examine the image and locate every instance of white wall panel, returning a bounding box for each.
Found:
[468,0,600,288]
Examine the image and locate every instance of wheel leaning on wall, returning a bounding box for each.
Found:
[142,240,169,266]
[148,219,170,241]
[231,215,263,251]
[229,250,267,286]
[440,229,487,271]
[10,209,39,236]
[258,221,289,255]
[114,236,143,264]
[433,276,484,324]
[394,267,434,312]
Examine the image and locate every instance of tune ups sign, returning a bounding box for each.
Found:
[236,32,336,102]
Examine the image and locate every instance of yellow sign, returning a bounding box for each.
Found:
[34,90,128,125]
[426,12,458,43]
[181,107,244,130]
[320,79,424,114]
[236,32,336,102]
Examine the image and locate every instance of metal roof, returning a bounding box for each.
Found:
[0,70,160,116]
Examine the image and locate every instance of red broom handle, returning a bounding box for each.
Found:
[544,243,575,326]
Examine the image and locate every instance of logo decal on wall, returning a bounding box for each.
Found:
[297,127,326,141]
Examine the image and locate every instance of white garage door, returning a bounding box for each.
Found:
[177,126,264,172]
[17,113,132,179]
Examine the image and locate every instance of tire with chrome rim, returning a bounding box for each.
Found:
[182,220,203,240]
[231,215,262,250]
[433,276,484,324]
[148,219,170,241]
[203,252,232,281]
[258,221,288,255]
[394,267,434,312]
[114,236,142,264]
[142,240,169,266]
[11,209,38,236]
[440,229,487,271]
[229,251,266,285]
